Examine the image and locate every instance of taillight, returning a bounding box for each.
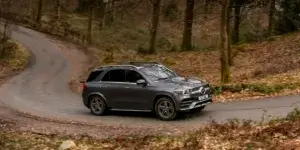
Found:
[82,83,87,90]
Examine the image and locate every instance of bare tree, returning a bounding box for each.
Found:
[204,0,210,19]
[268,0,276,36]
[181,0,195,51]
[87,5,94,45]
[36,0,43,27]
[55,0,61,20]
[227,0,233,66]
[149,0,162,54]
[220,0,231,83]
[98,0,106,29]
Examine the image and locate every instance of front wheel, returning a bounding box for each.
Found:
[155,97,177,121]
[89,95,107,116]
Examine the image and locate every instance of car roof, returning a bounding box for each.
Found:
[93,62,163,71]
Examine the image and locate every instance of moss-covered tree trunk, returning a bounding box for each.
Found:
[181,0,195,51]
[268,0,276,36]
[36,0,43,27]
[220,0,231,84]
[149,0,162,54]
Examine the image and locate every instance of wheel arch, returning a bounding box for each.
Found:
[153,93,178,110]
[87,92,107,108]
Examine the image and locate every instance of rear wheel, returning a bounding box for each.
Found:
[155,97,177,121]
[89,95,107,116]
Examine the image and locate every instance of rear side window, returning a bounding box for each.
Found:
[101,69,126,82]
[125,70,144,83]
[86,70,103,82]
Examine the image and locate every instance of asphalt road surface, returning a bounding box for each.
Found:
[1,26,300,130]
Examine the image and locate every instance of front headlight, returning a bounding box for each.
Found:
[174,88,192,95]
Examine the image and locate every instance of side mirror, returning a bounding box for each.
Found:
[136,79,147,86]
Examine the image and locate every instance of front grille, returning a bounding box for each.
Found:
[180,99,193,108]
[190,85,211,97]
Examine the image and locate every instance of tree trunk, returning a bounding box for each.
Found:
[227,1,233,66]
[98,0,106,29]
[204,0,209,19]
[56,0,61,20]
[181,0,195,51]
[28,0,32,17]
[268,0,275,36]
[220,0,231,84]
[111,0,116,22]
[36,0,43,27]
[232,3,240,45]
[87,5,94,45]
[149,0,162,54]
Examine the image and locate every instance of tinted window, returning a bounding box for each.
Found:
[101,69,126,82]
[125,70,144,83]
[101,71,110,81]
[86,70,103,82]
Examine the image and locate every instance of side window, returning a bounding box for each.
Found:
[101,69,126,82]
[101,71,110,81]
[125,70,144,83]
[86,70,103,82]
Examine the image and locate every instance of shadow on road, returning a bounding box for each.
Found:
[91,110,210,121]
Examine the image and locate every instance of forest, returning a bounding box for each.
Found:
[1,0,300,101]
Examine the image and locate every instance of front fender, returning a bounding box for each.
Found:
[153,92,180,111]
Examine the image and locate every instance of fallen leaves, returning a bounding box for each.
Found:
[1,109,300,149]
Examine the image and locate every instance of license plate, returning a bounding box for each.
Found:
[198,95,209,101]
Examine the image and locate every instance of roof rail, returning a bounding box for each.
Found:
[126,61,161,65]
[96,64,136,69]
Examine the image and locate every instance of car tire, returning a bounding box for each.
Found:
[155,97,177,121]
[89,95,107,116]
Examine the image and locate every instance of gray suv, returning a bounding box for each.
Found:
[81,62,212,120]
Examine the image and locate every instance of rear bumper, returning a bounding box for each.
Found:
[82,92,89,108]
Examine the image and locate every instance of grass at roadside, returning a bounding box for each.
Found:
[0,40,30,84]
[1,108,300,149]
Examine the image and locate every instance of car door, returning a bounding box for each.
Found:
[99,69,129,109]
[122,69,155,110]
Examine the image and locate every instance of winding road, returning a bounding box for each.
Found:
[1,26,300,133]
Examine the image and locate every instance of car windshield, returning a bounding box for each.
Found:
[139,65,178,81]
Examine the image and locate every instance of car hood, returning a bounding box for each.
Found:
[154,76,207,89]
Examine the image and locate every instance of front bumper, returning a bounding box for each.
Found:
[179,98,212,111]
[176,93,213,112]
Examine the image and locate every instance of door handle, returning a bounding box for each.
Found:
[124,87,130,89]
